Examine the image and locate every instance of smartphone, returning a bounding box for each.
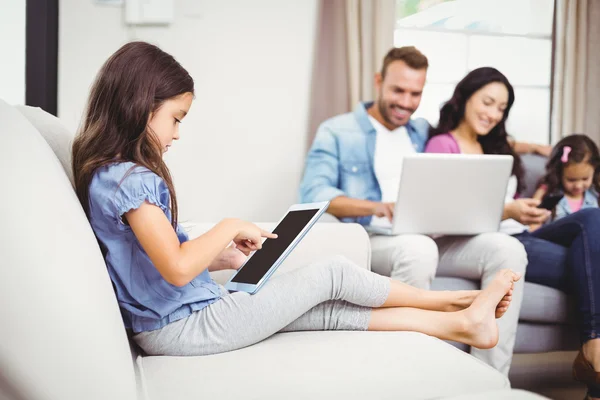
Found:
[537,192,564,210]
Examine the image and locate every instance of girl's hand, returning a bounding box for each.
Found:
[208,246,248,271]
[506,199,551,225]
[232,220,277,254]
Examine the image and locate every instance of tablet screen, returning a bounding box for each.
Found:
[230,209,319,284]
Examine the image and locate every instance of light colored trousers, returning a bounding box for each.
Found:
[134,256,390,356]
[370,232,528,376]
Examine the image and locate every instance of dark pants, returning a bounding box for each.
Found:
[514,208,600,397]
[514,208,600,344]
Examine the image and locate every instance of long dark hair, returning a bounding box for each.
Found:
[72,41,194,228]
[539,134,600,205]
[429,67,524,192]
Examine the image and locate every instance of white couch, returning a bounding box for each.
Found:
[0,99,547,399]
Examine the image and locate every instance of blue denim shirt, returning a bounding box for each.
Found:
[299,102,430,226]
[552,189,599,221]
[88,162,221,333]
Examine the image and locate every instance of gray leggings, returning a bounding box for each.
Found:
[134,256,390,356]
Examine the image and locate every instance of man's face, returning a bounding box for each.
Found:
[375,60,427,129]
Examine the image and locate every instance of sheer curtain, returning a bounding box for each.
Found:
[307,0,395,146]
[551,0,600,143]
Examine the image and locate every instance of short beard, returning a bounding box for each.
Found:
[378,98,394,127]
[377,97,410,129]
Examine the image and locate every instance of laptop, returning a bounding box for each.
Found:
[366,153,513,236]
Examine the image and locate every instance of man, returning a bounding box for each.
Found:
[299,46,528,375]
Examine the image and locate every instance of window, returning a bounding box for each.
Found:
[395,0,554,144]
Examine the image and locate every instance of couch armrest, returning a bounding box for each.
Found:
[180,222,371,285]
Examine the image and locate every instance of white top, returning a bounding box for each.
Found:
[500,176,527,235]
[369,116,416,227]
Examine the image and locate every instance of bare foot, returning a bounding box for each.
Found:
[446,290,479,312]
[495,285,514,319]
[459,269,521,349]
[449,288,514,319]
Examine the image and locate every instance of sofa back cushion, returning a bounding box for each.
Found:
[16,105,75,186]
[520,153,548,198]
[0,99,137,400]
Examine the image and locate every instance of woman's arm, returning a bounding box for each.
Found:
[528,187,549,231]
[126,203,274,286]
[502,202,514,221]
[532,187,547,202]
[509,138,552,157]
[502,198,549,225]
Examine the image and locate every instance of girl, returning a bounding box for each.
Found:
[533,134,600,224]
[425,67,600,400]
[72,41,519,359]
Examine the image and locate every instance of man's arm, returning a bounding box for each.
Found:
[328,197,375,217]
[328,197,394,221]
[299,124,390,220]
[299,124,346,204]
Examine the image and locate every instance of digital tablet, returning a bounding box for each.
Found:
[224,201,329,294]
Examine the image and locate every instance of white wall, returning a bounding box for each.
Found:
[0,0,26,105]
[395,29,552,144]
[395,0,554,144]
[59,0,318,223]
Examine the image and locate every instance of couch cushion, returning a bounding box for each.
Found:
[432,277,576,324]
[518,282,576,324]
[520,154,548,198]
[15,105,75,186]
[139,331,509,400]
[514,323,579,353]
[0,99,137,400]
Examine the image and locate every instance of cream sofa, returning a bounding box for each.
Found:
[0,99,546,399]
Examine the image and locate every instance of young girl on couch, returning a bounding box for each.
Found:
[72,41,518,359]
[532,134,600,224]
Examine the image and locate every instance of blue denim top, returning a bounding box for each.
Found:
[88,162,221,333]
[553,189,599,221]
[299,102,430,226]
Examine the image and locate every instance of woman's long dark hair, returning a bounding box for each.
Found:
[72,41,194,227]
[429,67,524,192]
[539,134,600,205]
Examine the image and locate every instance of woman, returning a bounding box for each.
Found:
[425,67,600,400]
